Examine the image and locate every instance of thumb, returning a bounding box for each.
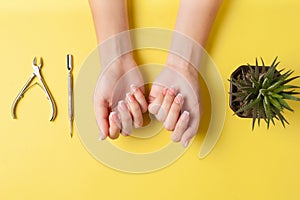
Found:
[94,99,109,140]
[148,84,166,115]
[148,84,165,104]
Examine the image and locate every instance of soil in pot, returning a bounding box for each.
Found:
[229,65,280,118]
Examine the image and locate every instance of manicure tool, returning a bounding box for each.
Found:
[67,54,74,137]
[11,57,57,121]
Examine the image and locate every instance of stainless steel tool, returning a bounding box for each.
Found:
[11,57,57,121]
[67,54,74,137]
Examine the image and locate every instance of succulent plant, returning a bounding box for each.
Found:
[230,57,300,129]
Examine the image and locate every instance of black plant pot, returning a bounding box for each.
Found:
[229,65,281,118]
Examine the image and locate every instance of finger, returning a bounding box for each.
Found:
[108,112,121,139]
[180,126,197,148]
[156,88,176,121]
[126,93,143,128]
[148,89,165,115]
[118,100,133,135]
[148,85,164,104]
[180,108,201,147]
[94,99,109,140]
[130,84,148,113]
[164,93,184,131]
[171,111,190,142]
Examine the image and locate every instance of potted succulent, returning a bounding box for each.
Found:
[229,57,300,129]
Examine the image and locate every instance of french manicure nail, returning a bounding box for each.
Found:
[184,139,190,148]
[130,84,137,92]
[99,132,105,141]
[110,112,117,122]
[162,87,168,95]
[182,111,189,121]
[126,92,135,103]
[118,100,127,111]
[167,89,175,96]
[122,129,131,135]
[134,122,142,128]
[123,133,130,136]
[98,125,106,140]
[126,93,132,103]
[168,87,176,96]
[175,93,183,104]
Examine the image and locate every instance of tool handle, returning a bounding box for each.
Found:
[68,72,74,121]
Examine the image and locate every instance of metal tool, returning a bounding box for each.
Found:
[67,54,74,137]
[11,57,57,121]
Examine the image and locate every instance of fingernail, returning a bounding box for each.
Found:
[118,100,127,111]
[169,86,177,95]
[175,93,183,104]
[162,87,168,95]
[122,130,131,135]
[182,111,189,121]
[98,132,105,141]
[123,133,130,136]
[167,88,176,96]
[126,92,135,103]
[134,122,142,128]
[98,125,106,141]
[130,84,137,92]
[126,93,132,103]
[110,112,117,122]
[155,110,165,122]
[184,138,190,148]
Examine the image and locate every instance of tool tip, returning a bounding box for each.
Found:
[67,54,73,71]
[70,122,73,138]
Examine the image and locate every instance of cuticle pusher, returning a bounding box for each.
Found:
[67,54,74,137]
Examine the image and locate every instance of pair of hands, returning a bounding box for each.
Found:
[93,54,202,147]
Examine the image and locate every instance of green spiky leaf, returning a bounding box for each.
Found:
[281,93,300,101]
[273,85,300,93]
[270,56,278,67]
[235,97,261,114]
[277,98,294,111]
[229,57,300,130]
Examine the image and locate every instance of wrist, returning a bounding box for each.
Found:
[115,53,137,71]
[167,31,203,71]
[98,31,133,68]
[166,53,190,70]
[165,53,199,82]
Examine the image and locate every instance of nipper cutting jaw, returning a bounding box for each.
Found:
[11,57,57,121]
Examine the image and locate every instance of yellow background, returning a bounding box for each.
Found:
[1,0,300,199]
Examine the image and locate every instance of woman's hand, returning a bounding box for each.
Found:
[93,54,147,140]
[148,56,202,147]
